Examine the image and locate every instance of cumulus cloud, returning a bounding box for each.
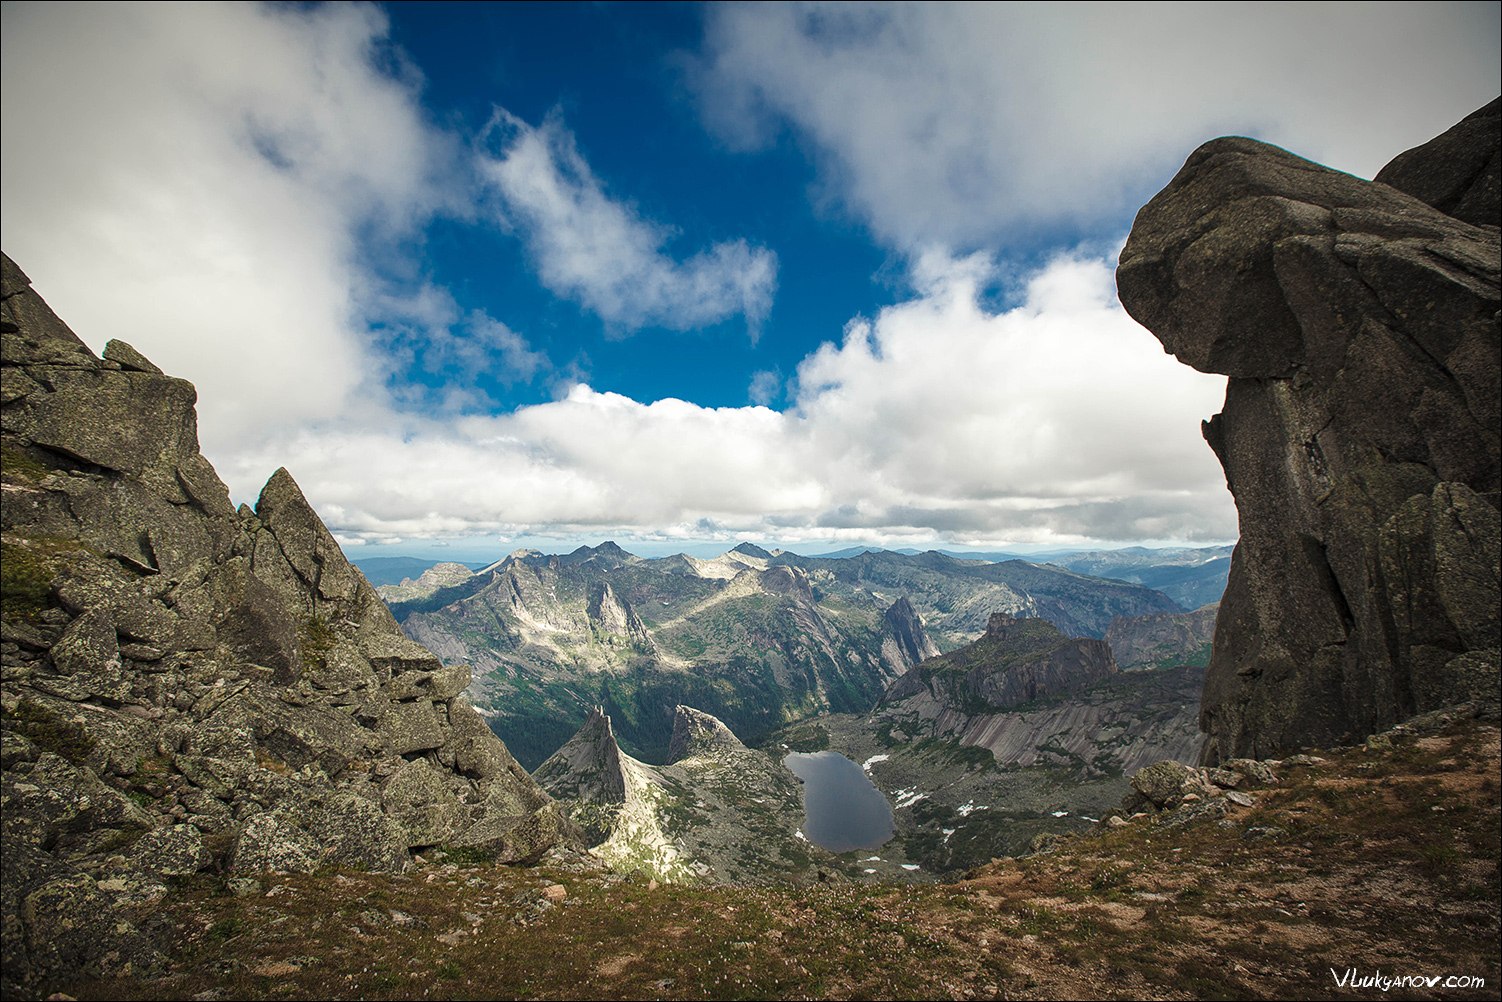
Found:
[237,251,1234,550]
[2,3,1236,550]
[0,2,457,457]
[693,3,1501,249]
[477,109,778,333]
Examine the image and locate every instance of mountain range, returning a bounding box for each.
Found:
[380,541,1202,767]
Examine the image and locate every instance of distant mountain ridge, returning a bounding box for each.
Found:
[385,541,1184,768]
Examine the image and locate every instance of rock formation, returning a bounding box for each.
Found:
[885,614,1118,713]
[666,703,745,763]
[536,705,820,884]
[585,580,654,650]
[874,614,1201,775]
[1118,99,1501,762]
[880,596,941,676]
[374,561,476,603]
[1105,603,1218,670]
[533,705,631,807]
[0,253,569,994]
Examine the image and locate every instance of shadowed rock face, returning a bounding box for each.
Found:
[1117,101,1501,763]
[0,253,570,995]
[884,614,1118,714]
[667,704,745,764]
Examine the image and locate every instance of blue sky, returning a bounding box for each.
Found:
[3,2,1498,561]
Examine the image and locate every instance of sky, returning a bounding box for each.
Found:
[2,2,1498,561]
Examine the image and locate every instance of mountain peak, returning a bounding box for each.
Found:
[730,541,773,558]
[561,541,635,566]
[881,596,941,673]
[533,706,630,809]
[666,705,745,764]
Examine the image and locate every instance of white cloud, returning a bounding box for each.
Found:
[1,2,455,458]
[373,283,548,407]
[476,109,778,333]
[232,251,1234,550]
[2,4,1237,550]
[693,3,1501,250]
[748,369,784,406]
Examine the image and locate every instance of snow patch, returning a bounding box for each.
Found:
[892,787,927,809]
[861,754,889,773]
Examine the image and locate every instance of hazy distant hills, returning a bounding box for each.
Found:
[352,555,488,588]
[379,542,1197,768]
[1043,545,1232,611]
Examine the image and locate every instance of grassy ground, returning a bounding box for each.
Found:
[56,719,1500,1001]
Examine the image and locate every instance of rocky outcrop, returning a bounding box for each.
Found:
[1117,101,1501,763]
[1105,604,1218,670]
[885,614,1117,713]
[534,706,631,807]
[0,253,569,995]
[667,704,745,764]
[1374,98,1499,228]
[536,705,819,884]
[879,596,941,675]
[876,615,1199,774]
[374,561,476,604]
[585,580,653,650]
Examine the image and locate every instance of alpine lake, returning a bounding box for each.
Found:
[783,751,895,852]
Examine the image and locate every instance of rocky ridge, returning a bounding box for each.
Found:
[873,614,1200,775]
[535,705,835,884]
[1118,99,1501,762]
[884,614,1118,716]
[373,561,476,603]
[0,253,569,996]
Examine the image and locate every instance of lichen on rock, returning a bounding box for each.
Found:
[0,252,573,997]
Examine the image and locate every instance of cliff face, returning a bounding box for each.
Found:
[885,614,1117,713]
[874,614,1200,777]
[1105,604,1218,671]
[0,253,568,994]
[1117,100,1501,762]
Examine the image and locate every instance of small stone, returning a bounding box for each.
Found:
[1282,754,1326,767]
[541,883,567,903]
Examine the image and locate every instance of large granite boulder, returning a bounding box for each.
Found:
[1,252,573,997]
[1117,100,1500,762]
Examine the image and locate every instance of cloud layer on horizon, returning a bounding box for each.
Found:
[226,250,1235,550]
